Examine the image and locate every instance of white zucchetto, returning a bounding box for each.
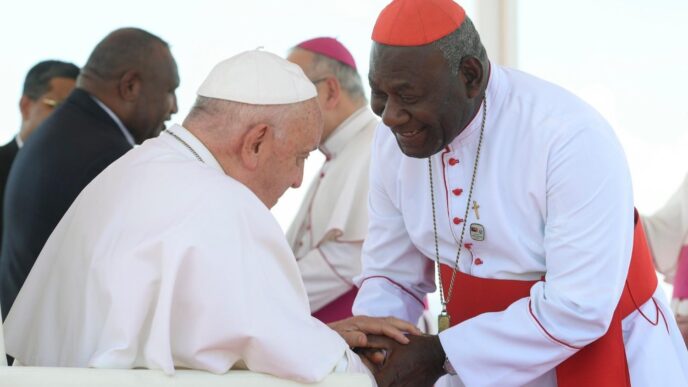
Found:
[197,50,317,105]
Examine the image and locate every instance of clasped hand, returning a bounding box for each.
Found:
[329,316,447,387]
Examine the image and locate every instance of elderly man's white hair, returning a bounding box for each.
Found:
[183,95,318,145]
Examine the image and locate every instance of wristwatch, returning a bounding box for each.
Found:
[443,357,457,376]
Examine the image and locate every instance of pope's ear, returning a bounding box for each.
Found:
[459,57,484,99]
[240,123,270,170]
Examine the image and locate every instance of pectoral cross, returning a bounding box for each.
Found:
[472,200,480,220]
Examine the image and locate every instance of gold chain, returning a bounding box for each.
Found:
[429,97,487,312]
[165,130,205,163]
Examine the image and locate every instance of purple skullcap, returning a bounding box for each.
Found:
[296,37,357,70]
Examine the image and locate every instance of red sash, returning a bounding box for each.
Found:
[440,213,657,386]
[312,287,358,324]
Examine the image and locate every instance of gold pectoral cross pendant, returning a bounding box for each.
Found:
[472,200,480,220]
[438,310,451,332]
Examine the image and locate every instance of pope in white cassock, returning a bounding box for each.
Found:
[2,50,421,385]
[329,1,688,387]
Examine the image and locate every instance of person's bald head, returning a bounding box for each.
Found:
[183,96,322,208]
[78,27,179,144]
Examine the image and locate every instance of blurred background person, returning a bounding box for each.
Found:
[0,60,79,250]
[285,37,378,322]
[0,27,179,320]
[643,173,688,346]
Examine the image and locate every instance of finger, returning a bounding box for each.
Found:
[384,317,423,336]
[364,334,398,350]
[369,350,386,365]
[331,316,419,344]
[352,320,410,344]
[329,317,376,345]
[339,330,368,347]
[380,324,412,344]
[327,317,356,330]
[361,316,421,335]
[358,352,380,372]
[363,317,421,341]
[364,323,410,344]
[355,348,387,365]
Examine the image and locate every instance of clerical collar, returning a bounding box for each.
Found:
[90,96,136,146]
[320,107,376,159]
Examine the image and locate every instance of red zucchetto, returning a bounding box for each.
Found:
[372,0,466,46]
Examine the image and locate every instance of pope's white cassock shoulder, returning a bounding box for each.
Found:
[4,125,370,383]
[353,63,688,386]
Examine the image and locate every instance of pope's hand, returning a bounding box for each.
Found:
[328,316,421,347]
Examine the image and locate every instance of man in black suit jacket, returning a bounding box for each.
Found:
[0,60,79,249]
[0,27,179,319]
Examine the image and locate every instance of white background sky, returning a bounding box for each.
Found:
[2,1,687,303]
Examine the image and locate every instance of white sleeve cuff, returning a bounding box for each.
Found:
[333,349,377,387]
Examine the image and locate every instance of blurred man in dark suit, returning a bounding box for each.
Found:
[0,27,179,319]
[0,60,79,249]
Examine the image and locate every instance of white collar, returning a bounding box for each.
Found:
[15,134,23,149]
[319,106,376,159]
[448,61,499,149]
[163,124,224,173]
[90,96,136,146]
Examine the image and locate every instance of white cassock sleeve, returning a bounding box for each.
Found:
[642,173,688,281]
[335,348,377,385]
[352,129,436,324]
